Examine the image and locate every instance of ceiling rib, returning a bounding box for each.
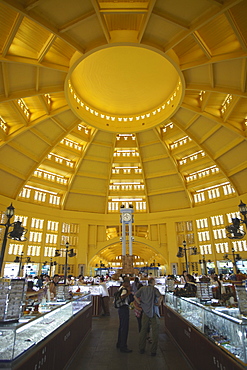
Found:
[135,133,149,213]
[153,127,193,206]
[180,50,247,70]
[1,62,9,97]
[14,118,83,198]
[181,102,246,138]
[1,13,24,57]
[104,134,116,215]
[37,95,50,115]
[164,0,243,52]
[222,96,240,122]
[90,0,110,43]
[0,86,65,104]
[225,9,247,52]
[192,31,212,59]
[152,9,189,29]
[61,128,98,209]
[38,34,57,63]
[241,58,247,93]
[59,11,96,33]
[185,84,247,98]
[200,92,212,111]
[137,0,156,43]
[25,0,39,12]
[0,105,70,148]
[209,63,215,89]
[0,0,85,53]
[172,116,239,194]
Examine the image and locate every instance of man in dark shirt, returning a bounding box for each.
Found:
[134,277,162,356]
[116,277,132,353]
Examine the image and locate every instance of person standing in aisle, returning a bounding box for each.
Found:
[134,277,162,356]
[132,276,140,295]
[99,277,110,316]
[49,274,60,299]
[116,277,132,353]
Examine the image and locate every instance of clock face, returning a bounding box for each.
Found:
[123,213,132,222]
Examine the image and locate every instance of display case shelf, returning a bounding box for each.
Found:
[0,292,92,368]
[164,292,247,369]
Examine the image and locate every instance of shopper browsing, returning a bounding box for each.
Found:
[134,277,162,356]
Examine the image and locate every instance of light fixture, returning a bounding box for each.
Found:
[223,248,242,274]
[176,240,198,273]
[14,252,32,277]
[0,204,28,276]
[198,254,211,275]
[54,241,76,284]
[8,220,27,241]
[225,200,247,239]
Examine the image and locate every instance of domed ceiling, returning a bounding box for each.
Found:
[0,0,247,214]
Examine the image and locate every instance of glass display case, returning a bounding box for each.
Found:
[0,292,92,363]
[0,278,26,322]
[71,283,109,295]
[164,292,247,364]
[155,284,166,295]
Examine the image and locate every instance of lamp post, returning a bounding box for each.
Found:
[198,255,211,275]
[177,240,198,273]
[0,204,15,276]
[55,241,76,285]
[225,200,247,239]
[64,241,69,285]
[14,251,24,277]
[223,248,241,274]
[14,254,31,277]
[50,258,57,275]
[232,248,238,275]
[238,200,247,227]
[183,240,189,273]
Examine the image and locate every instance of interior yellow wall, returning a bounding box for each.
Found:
[1,194,247,276]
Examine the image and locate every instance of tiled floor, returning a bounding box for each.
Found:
[66,302,194,370]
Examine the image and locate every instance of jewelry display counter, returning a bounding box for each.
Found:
[0,293,92,370]
[71,281,120,316]
[71,285,103,316]
[164,293,247,370]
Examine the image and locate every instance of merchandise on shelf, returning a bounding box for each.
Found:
[164,292,247,365]
[0,292,92,362]
[0,278,26,322]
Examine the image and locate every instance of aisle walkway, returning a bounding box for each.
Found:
[66,301,194,370]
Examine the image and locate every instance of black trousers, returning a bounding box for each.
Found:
[117,305,129,350]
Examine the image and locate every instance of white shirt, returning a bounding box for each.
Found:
[100,282,109,297]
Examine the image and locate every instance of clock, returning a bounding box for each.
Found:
[122,213,132,222]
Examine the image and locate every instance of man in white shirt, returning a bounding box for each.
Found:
[99,277,110,316]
